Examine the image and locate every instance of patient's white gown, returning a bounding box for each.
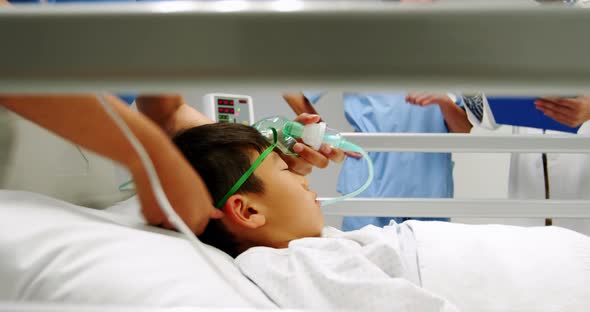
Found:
[235,221,590,312]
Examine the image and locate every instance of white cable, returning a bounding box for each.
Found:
[96,95,254,305]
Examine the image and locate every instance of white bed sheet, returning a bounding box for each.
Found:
[0,190,275,308]
[407,220,590,312]
[236,224,458,311]
[0,303,285,312]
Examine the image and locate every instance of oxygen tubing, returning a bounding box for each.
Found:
[320,140,374,207]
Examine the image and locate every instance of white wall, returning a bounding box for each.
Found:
[0,107,134,208]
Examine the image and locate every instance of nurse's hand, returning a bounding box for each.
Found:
[280,113,346,176]
[535,96,590,128]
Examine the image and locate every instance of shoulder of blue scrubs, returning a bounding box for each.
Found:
[302,92,326,105]
[117,95,137,106]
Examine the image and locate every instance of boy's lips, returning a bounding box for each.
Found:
[312,192,320,206]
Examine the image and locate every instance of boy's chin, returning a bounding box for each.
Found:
[313,224,325,237]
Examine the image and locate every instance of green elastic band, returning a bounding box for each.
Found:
[215,128,278,209]
[118,179,134,191]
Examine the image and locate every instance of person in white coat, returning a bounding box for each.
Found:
[463,95,590,235]
[513,97,590,234]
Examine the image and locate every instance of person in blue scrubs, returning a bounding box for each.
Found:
[285,92,472,231]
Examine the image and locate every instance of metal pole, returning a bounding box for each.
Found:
[542,129,552,226]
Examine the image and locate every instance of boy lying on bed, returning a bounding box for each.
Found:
[3,97,589,312]
[172,122,589,312]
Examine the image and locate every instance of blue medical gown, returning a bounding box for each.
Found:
[305,92,458,230]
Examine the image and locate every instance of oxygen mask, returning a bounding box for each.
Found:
[252,116,374,206]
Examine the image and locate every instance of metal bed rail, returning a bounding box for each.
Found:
[1,2,590,93]
[322,132,590,218]
[342,133,590,153]
[321,198,590,218]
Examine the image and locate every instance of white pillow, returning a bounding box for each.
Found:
[0,190,275,308]
[105,195,143,221]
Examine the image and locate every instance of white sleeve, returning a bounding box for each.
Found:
[462,93,501,130]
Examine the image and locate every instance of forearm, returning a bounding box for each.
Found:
[0,95,214,233]
[136,95,214,137]
[440,101,472,133]
[1,95,142,167]
[283,93,319,116]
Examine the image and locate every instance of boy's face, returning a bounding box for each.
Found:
[248,151,324,244]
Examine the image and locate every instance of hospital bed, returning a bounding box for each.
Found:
[1,1,590,312]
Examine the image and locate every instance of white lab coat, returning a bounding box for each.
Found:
[510,124,590,235]
[509,124,590,200]
[464,96,590,235]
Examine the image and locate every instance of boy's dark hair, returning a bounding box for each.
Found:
[173,123,271,258]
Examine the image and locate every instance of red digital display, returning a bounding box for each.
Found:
[239,99,248,104]
[218,107,235,114]
[217,98,234,106]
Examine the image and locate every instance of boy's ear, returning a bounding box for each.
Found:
[222,194,266,229]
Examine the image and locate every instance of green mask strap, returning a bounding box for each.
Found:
[215,127,278,209]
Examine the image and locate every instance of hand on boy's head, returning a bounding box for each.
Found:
[210,207,224,220]
[191,205,223,235]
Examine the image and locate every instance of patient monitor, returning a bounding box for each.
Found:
[203,93,254,125]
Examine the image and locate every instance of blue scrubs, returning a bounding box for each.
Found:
[305,92,460,231]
